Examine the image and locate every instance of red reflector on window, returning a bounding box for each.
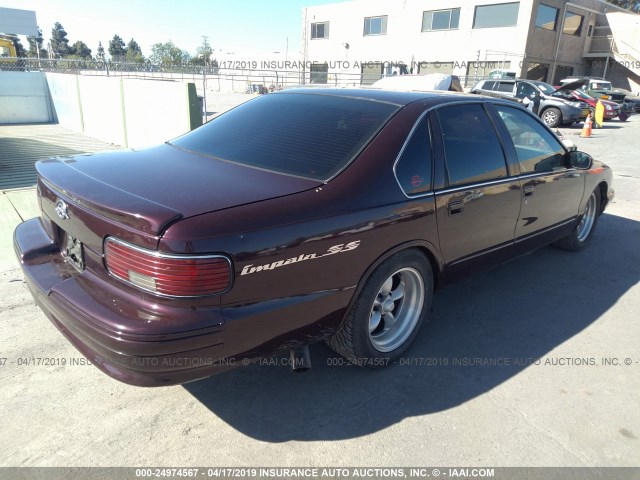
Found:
[104,238,231,297]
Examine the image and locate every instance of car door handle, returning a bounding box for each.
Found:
[448,200,464,216]
[523,186,535,197]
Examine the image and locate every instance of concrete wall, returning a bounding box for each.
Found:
[45,73,201,149]
[0,72,53,124]
[45,72,83,131]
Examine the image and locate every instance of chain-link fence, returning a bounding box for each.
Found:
[0,57,495,120]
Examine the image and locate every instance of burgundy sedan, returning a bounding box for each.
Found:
[14,89,614,386]
[560,88,621,120]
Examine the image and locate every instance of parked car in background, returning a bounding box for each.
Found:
[616,88,640,114]
[372,73,463,92]
[471,78,588,128]
[14,89,613,386]
[552,87,621,120]
[487,69,517,79]
[560,77,627,104]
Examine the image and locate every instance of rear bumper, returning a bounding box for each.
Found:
[14,218,233,386]
[14,218,352,386]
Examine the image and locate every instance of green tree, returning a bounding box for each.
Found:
[96,41,105,62]
[50,22,71,58]
[149,41,190,66]
[125,38,144,63]
[196,36,212,64]
[27,27,47,58]
[70,40,92,59]
[108,34,126,61]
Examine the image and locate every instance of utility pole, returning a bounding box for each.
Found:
[201,36,210,65]
[201,35,209,123]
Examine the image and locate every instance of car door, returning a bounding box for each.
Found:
[491,104,585,248]
[515,81,537,101]
[433,103,522,283]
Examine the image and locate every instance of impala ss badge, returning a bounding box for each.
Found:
[241,241,361,276]
[55,199,70,220]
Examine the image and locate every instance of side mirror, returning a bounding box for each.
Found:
[568,151,593,169]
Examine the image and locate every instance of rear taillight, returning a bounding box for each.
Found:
[104,237,231,297]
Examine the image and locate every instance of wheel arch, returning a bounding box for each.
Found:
[333,240,442,334]
[597,181,609,214]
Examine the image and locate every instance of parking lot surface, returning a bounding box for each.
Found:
[0,118,638,468]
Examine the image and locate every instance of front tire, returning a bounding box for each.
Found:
[541,107,562,128]
[327,250,433,365]
[554,188,601,251]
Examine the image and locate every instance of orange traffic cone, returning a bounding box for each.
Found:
[580,113,592,138]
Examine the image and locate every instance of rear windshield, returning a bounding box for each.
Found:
[169,93,400,181]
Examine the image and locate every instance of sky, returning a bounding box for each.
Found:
[1,0,348,59]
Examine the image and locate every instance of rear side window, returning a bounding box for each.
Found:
[479,80,496,90]
[170,93,399,181]
[496,81,515,92]
[437,104,508,187]
[495,105,566,173]
[394,114,432,196]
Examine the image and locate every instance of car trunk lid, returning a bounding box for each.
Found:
[36,144,322,264]
[36,144,321,240]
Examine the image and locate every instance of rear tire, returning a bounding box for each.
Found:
[327,250,433,366]
[554,188,601,251]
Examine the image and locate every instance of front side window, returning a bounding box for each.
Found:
[515,82,537,99]
[535,4,558,30]
[395,115,433,196]
[563,12,583,36]
[437,104,508,187]
[364,16,388,36]
[422,8,460,31]
[311,22,330,39]
[473,2,520,29]
[170,93,400,181]
[495,105,566,174]
[479,80,497,90]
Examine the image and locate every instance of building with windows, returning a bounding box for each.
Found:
[301,0,640,90]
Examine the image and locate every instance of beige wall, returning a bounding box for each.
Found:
[303,0,535,81]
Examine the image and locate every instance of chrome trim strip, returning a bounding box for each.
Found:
[104,237,233,298]
[435,177,518,196]
[518,168,579,181]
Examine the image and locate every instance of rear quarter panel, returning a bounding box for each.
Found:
[159,102,442,356]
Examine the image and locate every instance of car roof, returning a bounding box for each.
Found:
[278,87,474,107]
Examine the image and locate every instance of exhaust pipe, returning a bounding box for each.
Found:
[289,345,311,373]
